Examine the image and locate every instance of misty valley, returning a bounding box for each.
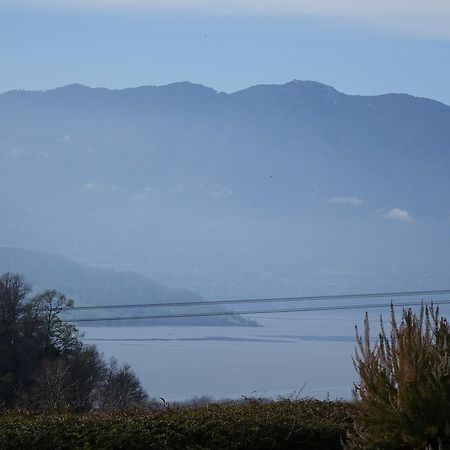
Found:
[2,80,450,401]
[1,76,450,449]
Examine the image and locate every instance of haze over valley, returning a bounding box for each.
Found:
[1,80,449,300]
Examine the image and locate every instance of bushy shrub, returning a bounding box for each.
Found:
[0,399,352,450]
[347,304,450,449]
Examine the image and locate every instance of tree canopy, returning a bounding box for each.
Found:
[0,272,148,412]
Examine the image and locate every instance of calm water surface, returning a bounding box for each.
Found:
[80,311,364,402]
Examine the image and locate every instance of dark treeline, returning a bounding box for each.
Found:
[0,272,148,412]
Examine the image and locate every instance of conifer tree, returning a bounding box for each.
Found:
[348,304,450,449]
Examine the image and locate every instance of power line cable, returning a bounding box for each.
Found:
[66,298,450,323]
[67,288,450,311]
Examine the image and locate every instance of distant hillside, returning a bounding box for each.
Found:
[0,80,449,298]
[0,247,256,326]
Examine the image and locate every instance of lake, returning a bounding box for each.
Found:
[80,310,365,402]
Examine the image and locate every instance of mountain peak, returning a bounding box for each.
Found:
[55,83,91,91]
[232,79,340,101]
[284,79,337,92]
[159,81,217,96]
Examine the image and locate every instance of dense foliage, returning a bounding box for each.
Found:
[0,272,147,412]
[348,304,450,449]
[0,399,352,450]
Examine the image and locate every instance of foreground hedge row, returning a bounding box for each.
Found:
[0,399,352,449]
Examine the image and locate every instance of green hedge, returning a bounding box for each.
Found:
[0,400,352,450]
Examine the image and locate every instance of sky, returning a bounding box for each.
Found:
[1,0,450,104]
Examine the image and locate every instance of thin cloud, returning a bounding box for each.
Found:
[0,0,450,39]
[82,182,99,192]
[133,186,158,201]
[382,208,412,222]
[328,196,363,206]
[0,145,27,158]
[11,0,448,15]
[4,0,450,38]
[60,134,72,144]
[208,185,233,198]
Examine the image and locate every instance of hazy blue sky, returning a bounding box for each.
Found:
[1,1,450,104]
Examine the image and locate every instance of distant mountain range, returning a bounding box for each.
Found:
[0,247,255,326]
[0,81,449,298]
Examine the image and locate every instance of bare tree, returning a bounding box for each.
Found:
[31,289,81,355]
[25,359,74,412]
[98,358,148,411]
